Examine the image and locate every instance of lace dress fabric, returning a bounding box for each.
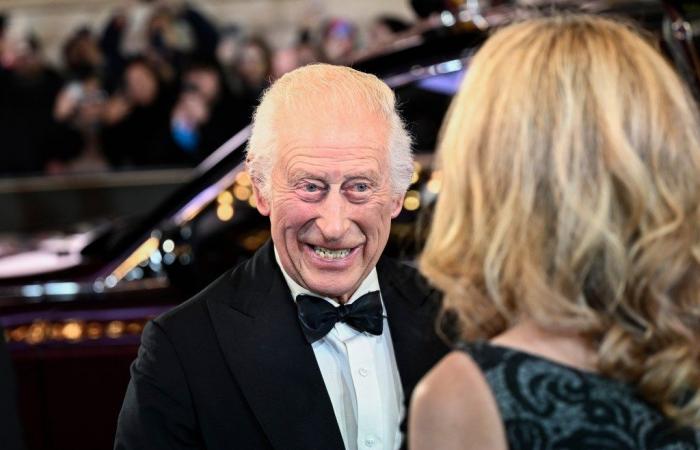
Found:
[458,341,700,450]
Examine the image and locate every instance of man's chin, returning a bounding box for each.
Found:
[304,278,360,302]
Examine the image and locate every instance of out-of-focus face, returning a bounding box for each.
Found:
[239,43,268,87]
[184,68,220,104]
[125,62,158,106]
[254,107,404,303]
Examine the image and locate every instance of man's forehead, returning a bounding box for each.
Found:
[284,147,384,166]
[286,163,382,182]
[275,106,390,151]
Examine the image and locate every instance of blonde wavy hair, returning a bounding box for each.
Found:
[420,14,700,427]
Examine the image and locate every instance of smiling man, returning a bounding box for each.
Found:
[115,64,447,450]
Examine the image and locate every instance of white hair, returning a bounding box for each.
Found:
[245,64,413,199]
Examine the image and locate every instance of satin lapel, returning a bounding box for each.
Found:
[207,242,344,450]
[378,258,446,411]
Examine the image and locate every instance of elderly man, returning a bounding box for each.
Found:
[115,64,447,450]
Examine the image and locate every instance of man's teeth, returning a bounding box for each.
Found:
[313,246,351,260]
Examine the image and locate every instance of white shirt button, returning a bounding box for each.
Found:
[364,436,376,447]
[359,367,369,377]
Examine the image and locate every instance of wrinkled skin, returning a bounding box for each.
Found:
[253,108,404,303]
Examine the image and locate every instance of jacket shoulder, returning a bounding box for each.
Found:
[153,267,237,335]
[377,257,438,302]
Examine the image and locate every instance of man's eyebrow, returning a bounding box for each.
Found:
[343,171,381,183]
[288,169,327,181]
[287,169,381,183]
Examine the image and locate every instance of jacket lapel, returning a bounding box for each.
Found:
[378,258,447,416]
[206,242,344,450]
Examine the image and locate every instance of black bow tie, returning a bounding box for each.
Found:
[295,291,384,344]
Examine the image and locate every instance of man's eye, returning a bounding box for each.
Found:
[344,182,373,201]
[350,182,374,194]
[297,182,326,196]
[303,183,321,192]
[354,183,369,192]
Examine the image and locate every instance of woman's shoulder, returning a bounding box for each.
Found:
[409,350,507,450]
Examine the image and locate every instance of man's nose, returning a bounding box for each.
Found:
[315,191,350,241]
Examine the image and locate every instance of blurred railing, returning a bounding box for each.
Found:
[0,169,192,232]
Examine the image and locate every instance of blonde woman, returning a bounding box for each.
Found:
[410,14,700,450]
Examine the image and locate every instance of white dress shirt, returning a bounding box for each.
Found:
[274,248,405,450]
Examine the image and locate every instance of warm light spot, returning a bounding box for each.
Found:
[27,322,48,344]
[217,191,233,205]
[62,321,83,341]
[411,161,422,185]
[248,195,257,208]
[235,171,252,187]
[51,323,64,340]
[404,197,420,211]
[86,322,103,339]
[242,236,260,252]
[9,326,27,342]
[426,171,442,194]
[126,322,144,335]
[426,179,441,193]
[106,321,125,338]
[233,185,251,201]
[217,204,234,221]
[242,230,270,252]
[404,190,421,211]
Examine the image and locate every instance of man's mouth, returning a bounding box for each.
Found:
[312,246,352,260]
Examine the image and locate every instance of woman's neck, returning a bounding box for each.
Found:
[491,320,598,373]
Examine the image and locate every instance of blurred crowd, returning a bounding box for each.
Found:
[0,3,413,177]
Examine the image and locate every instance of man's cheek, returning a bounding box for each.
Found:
[278,203,318,229]
[361,198,399,220]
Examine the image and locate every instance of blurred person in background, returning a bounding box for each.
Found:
[0,13,9,80]
[158,57,246,165]
[295,28,320,68]
[319,18,357,65]
[410,14,700,449]
[142,1,220,83]
[46,28,109,174]
[99,7,130,92]
[367,15,412,50]
[215,24,241,73]
[99,0,220,89]
[228,35,273,118]
[271,46,299,80]
[143,3,188,82]
[0,14,5,59]
[46,70,108,174]
[0,29,62,176]
[272,28,320,79]
[62,27,104,80]
[101,55,175,168]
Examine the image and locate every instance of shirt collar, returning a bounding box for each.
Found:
[273,244,380,307]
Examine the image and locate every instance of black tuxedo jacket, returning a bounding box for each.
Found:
[115,241,448,450]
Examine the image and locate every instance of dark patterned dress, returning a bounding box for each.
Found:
[458,341,700,450]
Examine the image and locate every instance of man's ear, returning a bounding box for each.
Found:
[251,179,271,216]
[390,193,405,219]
